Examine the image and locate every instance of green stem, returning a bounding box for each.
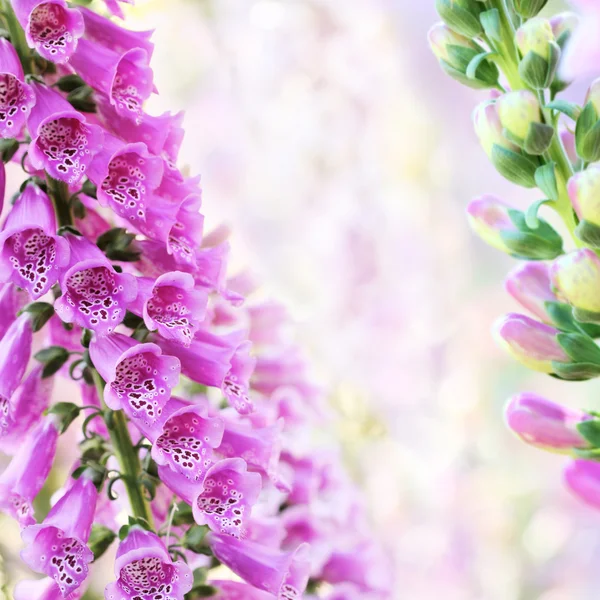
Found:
[92,369,155,528]
[47,177,73,228]
[1,0,33,75]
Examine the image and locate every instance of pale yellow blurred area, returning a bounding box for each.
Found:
[3,0,600,599]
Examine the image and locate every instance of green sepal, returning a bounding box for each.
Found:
[525,199,552,229]
[97,227,141,262]
[55,74,85,93]
[0,138,19,163]
[34,345,70,378]
[172,501,195,526]
[123,311,144,330]
[575,220,600,248]
[518,44,560,90]
[573,447,600,461]
[466,51,497,80]
[490,145,539,188]
[186,585,218,598]
[88,524,117,561]
[575,102,600,161]
[183,525,210,553]
[81,178,97,199]
[442,43,499,89]
[534,162,558,201]
[556,332,600,364]
[577,420,600,447]
[480,9,501,43]
[573,307,600,325]
[46,402,81,434]
[513,0,548,18]
[435,0,483,38]
[544,301,581,333]
[19,301,54,332]
[67,86,96,113]
[551,361,600,381]
[524,122,554,155]
[546,99,581,121]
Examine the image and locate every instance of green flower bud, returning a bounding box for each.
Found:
[435,0,483,38]
[568,166,600,247]
[497,91,554,155]
[575,79,600,163]
[514,0,548,18]
[428,23,499,89]
[516,18,561,89]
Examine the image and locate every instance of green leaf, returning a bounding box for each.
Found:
[0,138,19,163]
[35,346,70,378]
[172,501,195,526]
[534,163,558,201]
[435,0,483,38]
[97,227,141,262]
[551,361,600,381]
[19,301,54,333]
[545,301,580,333]
[88,524,116,561]
[55,74,85,93]
[67,86,96,113]
[47,402,81,433]
[480,9,501,43]
[546,100,582,121]
[491,145,538,188]
[183,525,210,553]
[525,199,552,229]
[557,332,600,364]
[466,51,496,80]
[576,102,600,161]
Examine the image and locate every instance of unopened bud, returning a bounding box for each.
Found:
[428,23,499,89]
[435,0,483,38]
[514,0,548,18]
[565,460,600,509]
[575,80,600,163]
[466,195,562,259]
[505,262,558,322]
[516,18,560,89]
[551,249,600,322]
[497,91,553,155]
[505,393,589,453]
[568,166,600,246]
[493,313,570,374]
[549,12,578,47]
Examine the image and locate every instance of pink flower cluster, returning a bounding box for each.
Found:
[0,1,389,598]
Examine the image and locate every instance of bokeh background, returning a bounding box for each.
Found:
[4,0,600,598]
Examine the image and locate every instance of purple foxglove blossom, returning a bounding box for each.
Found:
[87,137,166,237]
[14,577,86,600]
[218,418,286,491]
[320,541,393,595]
[505,262,558,322]
[27,83,103,185]
[251,349,308,397]
[248,301,290,346]
[564,459,600,509]
[152,328,239,388]
[0,416,59,525]
[0,312,33,406]
[192,458,262,537]
[0,365,52,454]
[101,0,133,20]
[0,283,28,341]
[222,341,255,415]
[0,38,35,137]
[208,533,310,600]
[89,332,180,428]
[54,233,137,335]
[551,249,600,315]
[105,527,193,600]
[167,194,204,268]
[21,473,97,597]
[209,580,274,600]
[78,7,154,57]
[245,516,286,548]
[493,313,570,373]
[69,39,153,124]
[0,184,70,298]
[131,272,207,346]
[150,403,223,483]
[12,0,84,63]
[561,0,600,80]
[505,393,589,452]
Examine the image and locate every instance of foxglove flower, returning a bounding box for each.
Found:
[564,459,600,509]
[505,393,590,452]
[208,533,310,600]
[0,416,59,525]
[14,576,86,600]
[222,341,255,414]
[131,271,207,346]
[209,580,274,600]
[0,365,52,454]
[13,0,84,63]
[0,38,35,137]
[0,312,33,407]
[493,313,570,373]
[0,184,70,298]
[54,233,137,335]
[89,332,180,428]
[0,283,27,341]
[69,39,153,123]
[21,473,97,597]
[505,262,558,323]
[150,402,223,483]
[105,527,193,600]
[27,83,103,184]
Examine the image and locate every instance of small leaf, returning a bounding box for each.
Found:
[524,122,554,155]
[35,346,70,378]
[525,199,552,229]
[19,301,54,333]
[466,51,496,80]
[480,9,501,42]
[544,302,580,333]
[578,420,600,447]
[47,402,81,433]
[551,361,600,381]
[491,145,539,188]
[575,220,600,248]
[557,332,600,364]
[546,100,582,121]
[88,524,116,561]
[55,74,85,93]
[183,525,210,553]
[172,501,195,526]
[534,163,558,201]
[0,138,19,163]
